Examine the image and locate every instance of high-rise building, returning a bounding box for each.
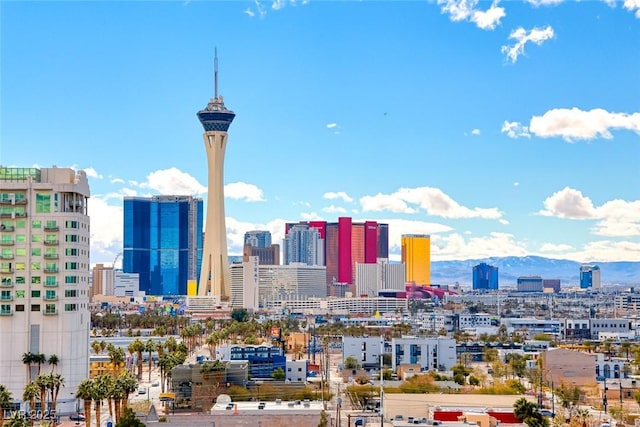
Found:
[285,218,389,295]
[123,195,203,295]
[517,276,544,292]
[242,230,279,265]
[401,234,431,286]
[197,52,235,298]
[472,262,499,291]
[0,166,90,413]
[580,265,601,289]
[283,223,324,266]
[355,258,405,297]
[244,230,272,248]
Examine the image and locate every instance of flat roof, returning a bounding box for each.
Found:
[210,399,324,414]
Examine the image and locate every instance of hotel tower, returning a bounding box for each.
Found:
[197,52,235,297]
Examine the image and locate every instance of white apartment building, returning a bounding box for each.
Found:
[458,313,493,329]
[391,337,457,372]
[264,296,408,315]
[230,256,260,310]
[0,167,90,413]
[342,336,387,369]
[113,271,139,297]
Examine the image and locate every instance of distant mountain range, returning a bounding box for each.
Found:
[431,256,640,286]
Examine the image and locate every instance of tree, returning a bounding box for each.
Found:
[21,353,34,383]
[231,308,249,323]
[92,375,111,427]
[513,397,548,427]
[344,356,360,370]
[47,355,59,374]
[128,339,145,380]
[75,380,93,427]
[22,382,39,427]
[317,410,329,427]
[145,340,156,382]
[0,384,13,427]
[115,407,144,427]
[48,374,64,415]
[272,368,286,381]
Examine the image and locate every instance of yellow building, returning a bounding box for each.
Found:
[401,234,431,285]
[89,355,126,378]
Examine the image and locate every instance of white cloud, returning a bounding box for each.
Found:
[300,212,324,221]
[526,0,564,6]
[323,191,353,203]
[539,187,640,237]
[143,167,207,195]
[529,108,640,141]
[245,0,266,18]
[88,195,124,267]
[471,129,481,135]
[326,123,338,129]
[384,219,454,261]
[438,0,505,30]
[322,205,347,214]
[624,0,640,18]
[360,194,417,214]
[498,219,509,225]
[360,187,502,220]
[513,182,520,187]
[224,182,266,202]
[501,121,531,139]
[562,240,640,262]
[430,232,529,261]
[471,1,506,30]
[539,187,596,219]
[110,177,125,184]
[501,26,554,63]
[244,8,255,17]
[540,243,574,252]
[83,167,103,179]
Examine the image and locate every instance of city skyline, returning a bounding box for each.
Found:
[2,1,639,267]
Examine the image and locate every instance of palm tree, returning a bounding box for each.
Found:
[5,414,29,427]
[0,384,13,427]
[22,382,39,427]
[129,339,145,380]
[513,397,548,427]
[21,353,34,383]
[91,341,102,355]
[205,332,220,359]
[35,375,49,413]
[33,354,46,377]
[145,340,156,382]
[116,371,137,420]
[47,374,64,415]
[75,379,93,427]
[92,375,110,427]
[47,355,59,374]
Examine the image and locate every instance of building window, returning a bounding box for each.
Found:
[16,277,25,285]
[16,234,26,243]
[65,234,78,243]
[65,276,78,284]
[65,220,78,229]
[31,234,42,243]
[31,276,41,284]
[16,248,26,257]
[65,248,78,256]
[31,304,40,312]
[65,262,77,270]
[35,193,51,213]
[32,220,42,229]
[65,289,77,298]
[15,304,24,312]
[44,304,56,314]
[31,290,41,298]
[31,262,40,271]
[64,304,77,312]
[15,290,25,298]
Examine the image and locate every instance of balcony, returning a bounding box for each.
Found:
[0,309,12,316]
[43,240,58,246]
[44,226,59,232]
[0,226,14,232]
[0,213,12,218]
[43,295,57,301]
[43,309,57,316]
[44,254,59,260]
[44,268,58,274]
[0,240,14,246]
[0,281,12,288]
[1,255,14,260]
[43,282,58,287]
[14,212,27,218]
[14,199,27,205]
[0,295,13,302]
[0,268,14,274]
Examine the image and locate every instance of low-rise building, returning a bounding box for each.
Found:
[392,337,456,372]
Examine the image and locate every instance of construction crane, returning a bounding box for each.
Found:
[112,252,122,270]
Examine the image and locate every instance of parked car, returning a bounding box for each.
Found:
[539,410,555,418]
[138,387,147,395]
[151,381,160,387]
[69,413,86,421]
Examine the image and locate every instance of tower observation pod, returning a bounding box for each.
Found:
[197,51,235,298]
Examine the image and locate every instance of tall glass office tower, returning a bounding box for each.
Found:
[123,196,203,295]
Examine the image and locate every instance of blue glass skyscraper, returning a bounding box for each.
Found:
[472,262,499,291]
[123,196,203,295]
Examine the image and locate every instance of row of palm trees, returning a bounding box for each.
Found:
[21,353,58,382]
[75,371,138,427]
[0,372,65,427]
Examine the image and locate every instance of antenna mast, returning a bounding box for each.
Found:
[214,47,219,99]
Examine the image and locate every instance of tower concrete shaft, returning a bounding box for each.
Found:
[198,128,231,297]
[196,53,235,297]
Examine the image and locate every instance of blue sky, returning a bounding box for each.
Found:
[2,0,639,267]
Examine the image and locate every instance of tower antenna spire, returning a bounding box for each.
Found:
[214,47,219,99]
